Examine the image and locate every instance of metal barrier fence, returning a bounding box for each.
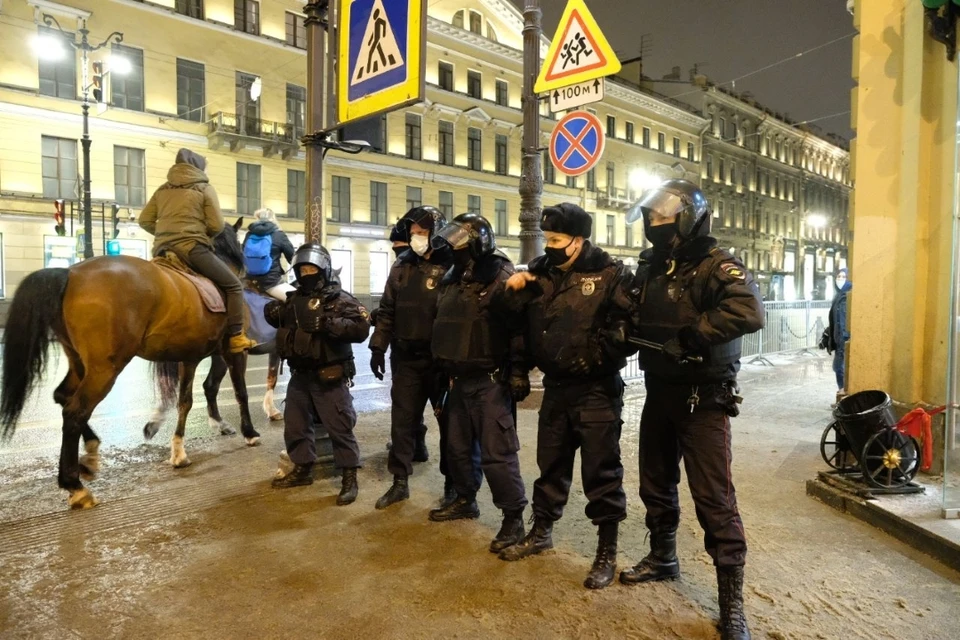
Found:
[623,300,831,382]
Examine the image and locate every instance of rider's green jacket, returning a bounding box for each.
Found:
[139,161,224,257]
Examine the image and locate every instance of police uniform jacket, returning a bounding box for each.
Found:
[369,248,451,357]
[499,241,637,382]
[265,279,371,373]
[630,237,764,384]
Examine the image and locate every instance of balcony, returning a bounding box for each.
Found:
[206,112,302,159]
[596,187,636,211]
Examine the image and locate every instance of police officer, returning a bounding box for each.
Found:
[265,243,371,506]
[618,180,763,640]
[371,206,463,509]
[427,213,529,555]
[495,203,636,590]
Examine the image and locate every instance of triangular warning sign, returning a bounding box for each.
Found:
[351,0,404,86]
[534,0,621,94]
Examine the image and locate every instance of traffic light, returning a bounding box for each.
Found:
[91,61,104,104]
[54,199,66,236]
[111,203,121,239]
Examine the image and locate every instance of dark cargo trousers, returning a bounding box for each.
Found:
[446,374,527,512]
[284,372,361,470]
[638,379,747,567]
[533,376,627,525]
[388,354,449,478]
[186,244,245,334]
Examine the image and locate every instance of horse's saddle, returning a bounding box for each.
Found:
[153,253,226,313]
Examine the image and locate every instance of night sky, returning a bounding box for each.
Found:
[509,0,855,140]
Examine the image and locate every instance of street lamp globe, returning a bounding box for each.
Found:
[806,213,828,229]
[629,169,661,195]
[110,55,132,75]
[32,33,66,61]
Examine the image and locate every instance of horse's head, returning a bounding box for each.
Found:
[214,217,245,275]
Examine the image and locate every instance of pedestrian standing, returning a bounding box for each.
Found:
[265,243,371,505]
[619,180,763,640]
[495,203,637,589]
[820,268,851,406]
[427,213,529,555]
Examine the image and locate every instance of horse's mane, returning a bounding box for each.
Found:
[213,223,245,272]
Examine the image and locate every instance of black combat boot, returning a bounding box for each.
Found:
[619,529,681,584]
[498,517,553,561]
[717,566,751,640]
[428,495,480,522]
[375,476,410,510]
[413,430,429,463]
[271,463,314,488]
[439,478,458,508]
[489,509,525,553]
[584,522,618,589]
[337,467,359,506]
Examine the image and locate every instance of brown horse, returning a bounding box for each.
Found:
[0,218,260,509]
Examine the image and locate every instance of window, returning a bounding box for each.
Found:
[468,127,482,171]
[775,177,780,198]
[404,113,422,160]
[606,215,615,246]
[176,0,204,19]
[706,154,714,180]
[113,146,145,207]
[406,186,422,210]
[236,72,260,136]
[606,163,615,193]
[467,71,482,99]
[487,23,499,42]
[719,159,725,182]
[438,121,454,166]
[439,190,454,216]
[469,11,482,34]
[495,134,508,175]
[111,45,144,111]
[687,142,695,161]
[370,181,387,226]
[495,80,509,106]
[41,136,78,199]
[236,163,261,215]
[452,9,464,29]
[286,84,306,139]
[640,127,651,148]
[673,137,680,158]
[38,28,76,99]
[235,0,260,35]
[176,59,205,122]
[731,122,738,143]
[606,116,616,138]
[543,150,555,184]
[438,62,454,91]
[626,122,635,143]
[586,168,596,191]
[657,132,665,151]
[467,195,481,215]
[742,167,749,189]
[287,169,305,218]
[285,12,306,49]
[566,175,578,189]
[718,118,726,137]
[625,223,633,248]
[495,199,508,234]
[331,176,351,222]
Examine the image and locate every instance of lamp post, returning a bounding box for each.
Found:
[519,0,543,264]
[40,14,123,260]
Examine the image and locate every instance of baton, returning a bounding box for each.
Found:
[626,337,704,364]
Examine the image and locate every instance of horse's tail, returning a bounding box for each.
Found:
[152,361,180,409]
[0,268,70,438]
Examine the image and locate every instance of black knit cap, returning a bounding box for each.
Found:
[540,203,592,238]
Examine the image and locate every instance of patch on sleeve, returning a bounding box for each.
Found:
[358,305,369,319]
[720,262,746,281]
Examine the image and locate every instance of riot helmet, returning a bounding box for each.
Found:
[399,206,447,256]
[626,179,711,247]
[291,242,332,289]
[431,213,496,259]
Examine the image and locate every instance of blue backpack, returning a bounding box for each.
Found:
[244,233,273,276]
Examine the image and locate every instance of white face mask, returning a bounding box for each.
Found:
[410,235,430,256]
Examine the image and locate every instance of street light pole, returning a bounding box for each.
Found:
[519,0,544,264]
[303,1,330,245]
[42,15,123,260]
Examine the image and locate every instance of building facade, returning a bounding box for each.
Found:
[0,0,709,306]
[632,66,852,301]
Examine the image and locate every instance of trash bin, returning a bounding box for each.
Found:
[832,390,897,458]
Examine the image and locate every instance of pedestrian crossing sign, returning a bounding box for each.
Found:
[534,0,621,94]
[338,0,426,125]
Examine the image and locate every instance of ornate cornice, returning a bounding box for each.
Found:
[606,81,708,130]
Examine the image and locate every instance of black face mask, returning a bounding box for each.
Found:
[646,225,677,251]
[392,246,406,259]
[544,239,576,266]
[298,273,325,291]
[452,249,472,270]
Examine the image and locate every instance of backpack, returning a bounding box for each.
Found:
[244,233,273,276]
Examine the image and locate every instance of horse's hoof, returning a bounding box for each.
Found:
[245,436,261,447]
[67,488,99,510]
[269,412,283,422]
[143,422,160,441]
[171,456,192,469]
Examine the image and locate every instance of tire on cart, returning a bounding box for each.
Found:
[860,429,921,489]
[820,421,857,471]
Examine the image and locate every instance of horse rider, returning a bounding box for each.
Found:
[139,148,256,353]
[242,208,296,301]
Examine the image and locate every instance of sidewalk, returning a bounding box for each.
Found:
[0,355,957,639]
